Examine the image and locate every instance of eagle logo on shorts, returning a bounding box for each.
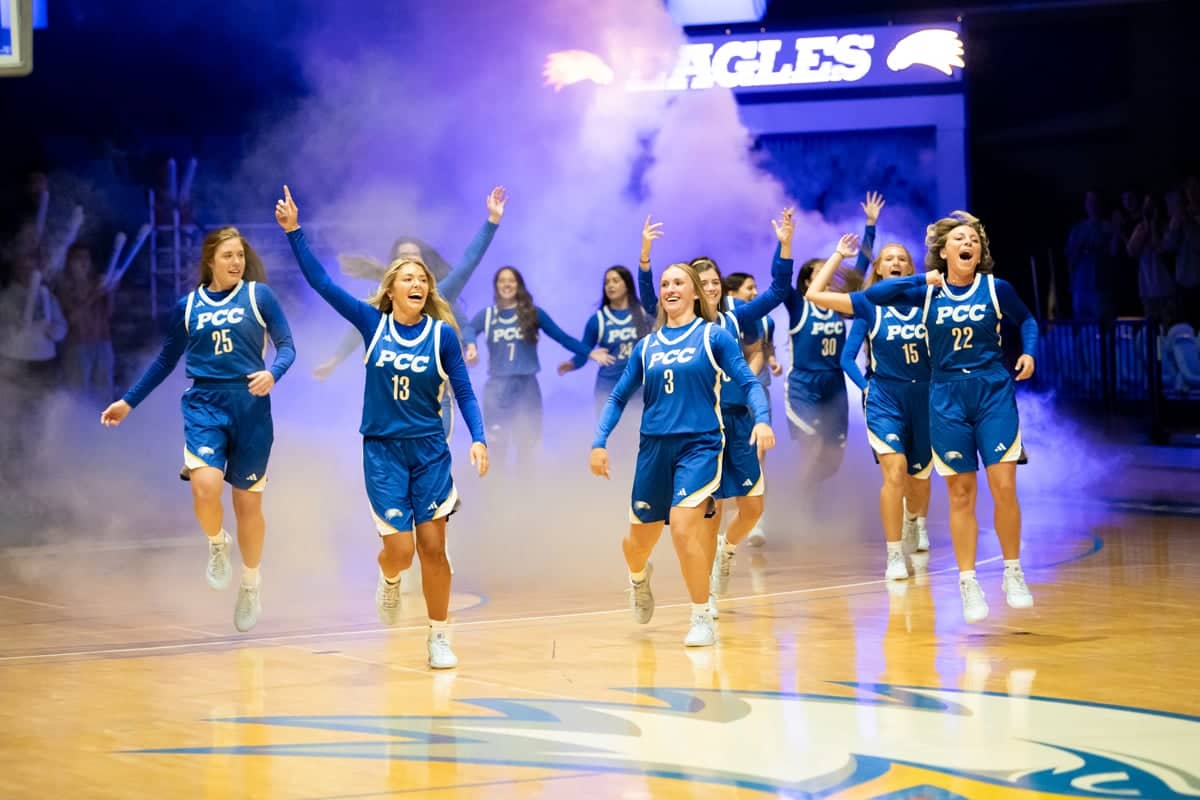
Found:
[385,508,403,520]
[945,450,964,460]
[886,433,901,442]
[634,501,651,511]
[198,446,215,457]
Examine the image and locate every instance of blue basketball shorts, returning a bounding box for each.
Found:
[715,407,764,500]
[363,434,457,535]
[785,370,848,447]
[865,378,932,478]
[181,381,273,492]
[929,370,1022,476]
[629,430,724,524]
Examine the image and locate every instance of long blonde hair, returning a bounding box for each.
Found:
[654,262,718,331]
[199,227,267,286]
[925,211,994,275]
[367,257,459,332]
[863,242,917,289]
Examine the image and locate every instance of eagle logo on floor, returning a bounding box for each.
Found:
[133,683,1197,797]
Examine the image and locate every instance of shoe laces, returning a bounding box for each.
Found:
[960,577,985,604]
[380,580,401,609]
[429,631,452,653]
[1005,569,1029,594]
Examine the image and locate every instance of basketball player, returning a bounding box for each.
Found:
[277,186,486,669]
[862,211,1037,623]
[100,227,296,633]
[557,265,653,418]
[805,229,933,582]
[590,222,781,648]
[461,267,598,467]
[638,212,796,611]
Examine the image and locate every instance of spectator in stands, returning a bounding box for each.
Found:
[56,243,115,403]
[1165,177,1200,327]
[1128,193,1175,325]
[1065,191,1116,322]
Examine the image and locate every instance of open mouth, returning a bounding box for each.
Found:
[957,249,974,263]
[888,268,904,277]
[407,291,424,302]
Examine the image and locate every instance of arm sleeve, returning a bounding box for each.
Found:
[255,285,297,382]
[461,308,487,343]
[731,255,794,331]
[995,279,1039,355]
[286,228,378,340]
[639,268,658,317]
[593,340,645,448]
[841,317,869,391]
[712,327,770,425]
[856,223,877,274]
[863,274,927,308]
[122,300,188,407]
[569,313,601,370]
[537,307,591,357]
[440,329,486,444]
[439,220,498,302]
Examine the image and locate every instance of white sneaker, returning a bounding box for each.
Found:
[628,563,654,624]
[960,576,989,623]
[684,612,716,647]
[234,582,261,632]
[885,550,909,581]
[376,573,402,626]
[206,532,233,590]
[746,526,766,547]
[707,594,719,619]
[1003,567,1035,609]
[711,537,734,596]
[915,518,930,552]
[427,629,458,669]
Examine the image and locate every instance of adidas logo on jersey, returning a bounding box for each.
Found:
[945,450,964,460]
[385,508,403,520]
[198,446,215,456]
[383,335,392,343]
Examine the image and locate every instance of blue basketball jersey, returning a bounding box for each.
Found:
[714,309,748,407]
[922,274,1006,380]
[361,315,451,439]
[183,281,270,380]
[640,319,725,435]
[867,305,931,382]
[788,299,845,373]
[483,306,540,376]
[593,307,642,382]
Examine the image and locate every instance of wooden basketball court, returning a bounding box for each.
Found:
[1,443,1198,799]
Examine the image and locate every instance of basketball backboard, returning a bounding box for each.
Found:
[1,0,33,77]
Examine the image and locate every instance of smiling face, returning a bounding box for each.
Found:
[940,224,981,279]
[660,265,699,320]
[387,261,430,318]
[698,268,723,306]
[604,269,627,303]
[874,245,914,281]
[733,278,757,301]
[208,238,245,291]
[495,268,519,304]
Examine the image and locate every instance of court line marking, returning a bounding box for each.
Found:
[299,771,607,800]
[0,593,67,610]
[0,554,1003,663]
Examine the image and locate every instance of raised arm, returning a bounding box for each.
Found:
[314,325,364,380]
[537,307,592,357]
[276,186,379,340]
[995,278,1038,380]
[638,215,662,317]
[804,234,859,316]
[439,186,507,302]
[730,208,796,329]
[856,191,884,274]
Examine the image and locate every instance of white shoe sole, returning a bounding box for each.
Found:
[963,604,989,623]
